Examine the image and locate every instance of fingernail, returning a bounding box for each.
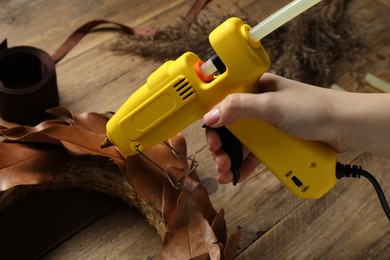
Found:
[203,108,220,126]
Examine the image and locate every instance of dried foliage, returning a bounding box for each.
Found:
[0,107,239,259]
[111,0,363,86]
[111,16,215,61]
[262,0,363,86]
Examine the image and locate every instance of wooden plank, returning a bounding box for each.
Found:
[1,0,389,259]
[43,206,162,259]
[0,189,123,259]
[1,0,187,60]
[237,153,390,259]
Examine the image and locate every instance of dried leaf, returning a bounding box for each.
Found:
[0,121,21,130]
[161,191,218,259]
[126,134,190,211]
[180,176,217,225]
[0,107,126,170]
[0,142,68,191]
[46,106,74,120]
[0,107,239,259]
[47,107,109,134]
[211,209,227,247]
[190,253,211,260]
[163,180,181,225]
[126,153,166,211]
[224,232,240,260]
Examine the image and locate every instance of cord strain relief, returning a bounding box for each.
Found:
[336,162,362,179]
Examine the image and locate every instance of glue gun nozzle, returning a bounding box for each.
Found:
[100,137,113,148]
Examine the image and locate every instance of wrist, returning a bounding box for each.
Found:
[325,91,359,153]
[329,92,390,156]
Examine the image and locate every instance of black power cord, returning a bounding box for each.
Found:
[336,162,390,222]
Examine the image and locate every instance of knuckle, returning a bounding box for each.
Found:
[259,92,274,107]
[220,94,242,123]
[224,94,241,113]
[259,92,283,124]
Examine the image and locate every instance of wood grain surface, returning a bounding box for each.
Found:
[0,0,389,259]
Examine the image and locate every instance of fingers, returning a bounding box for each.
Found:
[203,92,270,184]
[206,128,234,183]
[205,128,221,152]
[214,150,232,183]
[203,73,283,184]
[206,128,261,184]
[203,93,261,127]
[214,149,261,184]
[203,73,285,128]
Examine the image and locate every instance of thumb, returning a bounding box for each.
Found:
[203,93,264,127]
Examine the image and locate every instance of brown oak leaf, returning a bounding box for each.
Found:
[0,142,68,191]
[161,190,220,260]
[0,106,126,171]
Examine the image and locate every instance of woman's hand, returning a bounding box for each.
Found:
[203,73,390,184]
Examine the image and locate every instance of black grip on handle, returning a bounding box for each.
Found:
[203,125,243,185]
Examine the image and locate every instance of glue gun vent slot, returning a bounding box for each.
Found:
[173,77,195,101]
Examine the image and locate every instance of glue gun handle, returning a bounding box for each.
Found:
[203,125,243,185]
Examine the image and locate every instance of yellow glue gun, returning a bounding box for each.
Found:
[105,16,338,199]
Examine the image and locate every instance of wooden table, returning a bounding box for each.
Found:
[1,0,389,259]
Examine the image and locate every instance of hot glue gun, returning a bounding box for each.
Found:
[104,0,339,199]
